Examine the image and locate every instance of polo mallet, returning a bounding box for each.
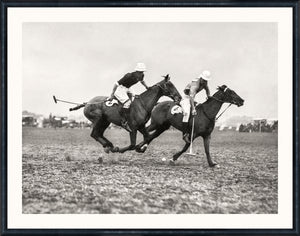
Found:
[185,116,197,156]
[53,95,81,105]
[53,95,88,111]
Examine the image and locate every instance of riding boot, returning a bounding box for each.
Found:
[182,122,190,143]
[120,107,132,132]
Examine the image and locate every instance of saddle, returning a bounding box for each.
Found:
[105,96,136,107]
[105,98,120,107]
[170,102,199,115]
[170,105,183,115]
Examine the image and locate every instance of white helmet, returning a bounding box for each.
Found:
[199,70,211,81]
[135,62,146,72]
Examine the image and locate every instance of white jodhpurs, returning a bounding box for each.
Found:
[180,95,191,122]
[114,85,133,108]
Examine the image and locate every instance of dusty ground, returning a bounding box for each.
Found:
[22,127,278,214]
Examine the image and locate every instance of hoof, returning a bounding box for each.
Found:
[104,147,110,153]
[169,159,176,166]
[111,147,119,153]
[140,144,148,153]
[209,162,218,167]
[119,149,125,154]
[98,157,103,164]
[135,144,147,153]
[135,145,142,153]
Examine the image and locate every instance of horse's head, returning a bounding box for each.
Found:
[214,85,244,107]
[156,74,182,102]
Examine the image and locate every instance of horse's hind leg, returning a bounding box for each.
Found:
[91,119,114,153]
[203,135,217,167]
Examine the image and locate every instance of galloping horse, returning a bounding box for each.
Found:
[136,85,244,167]
[70,75,182,154]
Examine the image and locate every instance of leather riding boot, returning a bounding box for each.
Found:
[182,122,190,143]
[120,107,132,132]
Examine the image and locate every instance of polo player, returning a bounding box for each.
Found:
[109,63,149,132]
[180,70,211,143]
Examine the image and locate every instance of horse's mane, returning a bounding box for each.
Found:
[198,85,227,107]
[139,77,169,97]
[136,83,159,99]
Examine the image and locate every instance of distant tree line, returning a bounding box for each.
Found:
[22,113,92,129]
[239,119,278,133]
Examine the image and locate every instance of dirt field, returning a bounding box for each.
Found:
[22,127,278,214]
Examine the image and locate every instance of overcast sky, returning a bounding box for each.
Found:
[23,22,277,120]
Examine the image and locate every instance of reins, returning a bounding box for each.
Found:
[133,84,162,113]
[203,95,233,122]
[215,103,232,121]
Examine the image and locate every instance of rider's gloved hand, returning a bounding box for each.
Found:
[192,109,197,116]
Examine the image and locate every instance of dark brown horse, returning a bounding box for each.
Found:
[70,75,182,154]
[135,85,244,167]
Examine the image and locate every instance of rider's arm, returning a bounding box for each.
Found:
[140,80,149,90]
[204,83,211,98]
[110,82,118,98]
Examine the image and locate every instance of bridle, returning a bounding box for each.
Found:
[156,82,179,102]
[137,82,176,113]
[210,87,233,103]
[156,83,169,95]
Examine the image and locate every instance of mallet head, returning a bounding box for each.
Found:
[53,95,57,104]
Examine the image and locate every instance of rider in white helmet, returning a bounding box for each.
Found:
[110,63,149,132]
[180,70,211,142]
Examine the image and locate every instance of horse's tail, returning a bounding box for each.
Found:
[69,103,86,111]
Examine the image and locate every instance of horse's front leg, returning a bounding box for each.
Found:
[117,130,137,153]
[203,135,217,167]
[136,124,170,153]
[135,126,150,153]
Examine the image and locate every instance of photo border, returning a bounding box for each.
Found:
[1,1,299,235]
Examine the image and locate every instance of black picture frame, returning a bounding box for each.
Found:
[1,1,299,235]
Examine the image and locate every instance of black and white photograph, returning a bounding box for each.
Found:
[3,5,296,232]
[22,21,276,213]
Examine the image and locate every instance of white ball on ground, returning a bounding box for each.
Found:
[161,157,166,162]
